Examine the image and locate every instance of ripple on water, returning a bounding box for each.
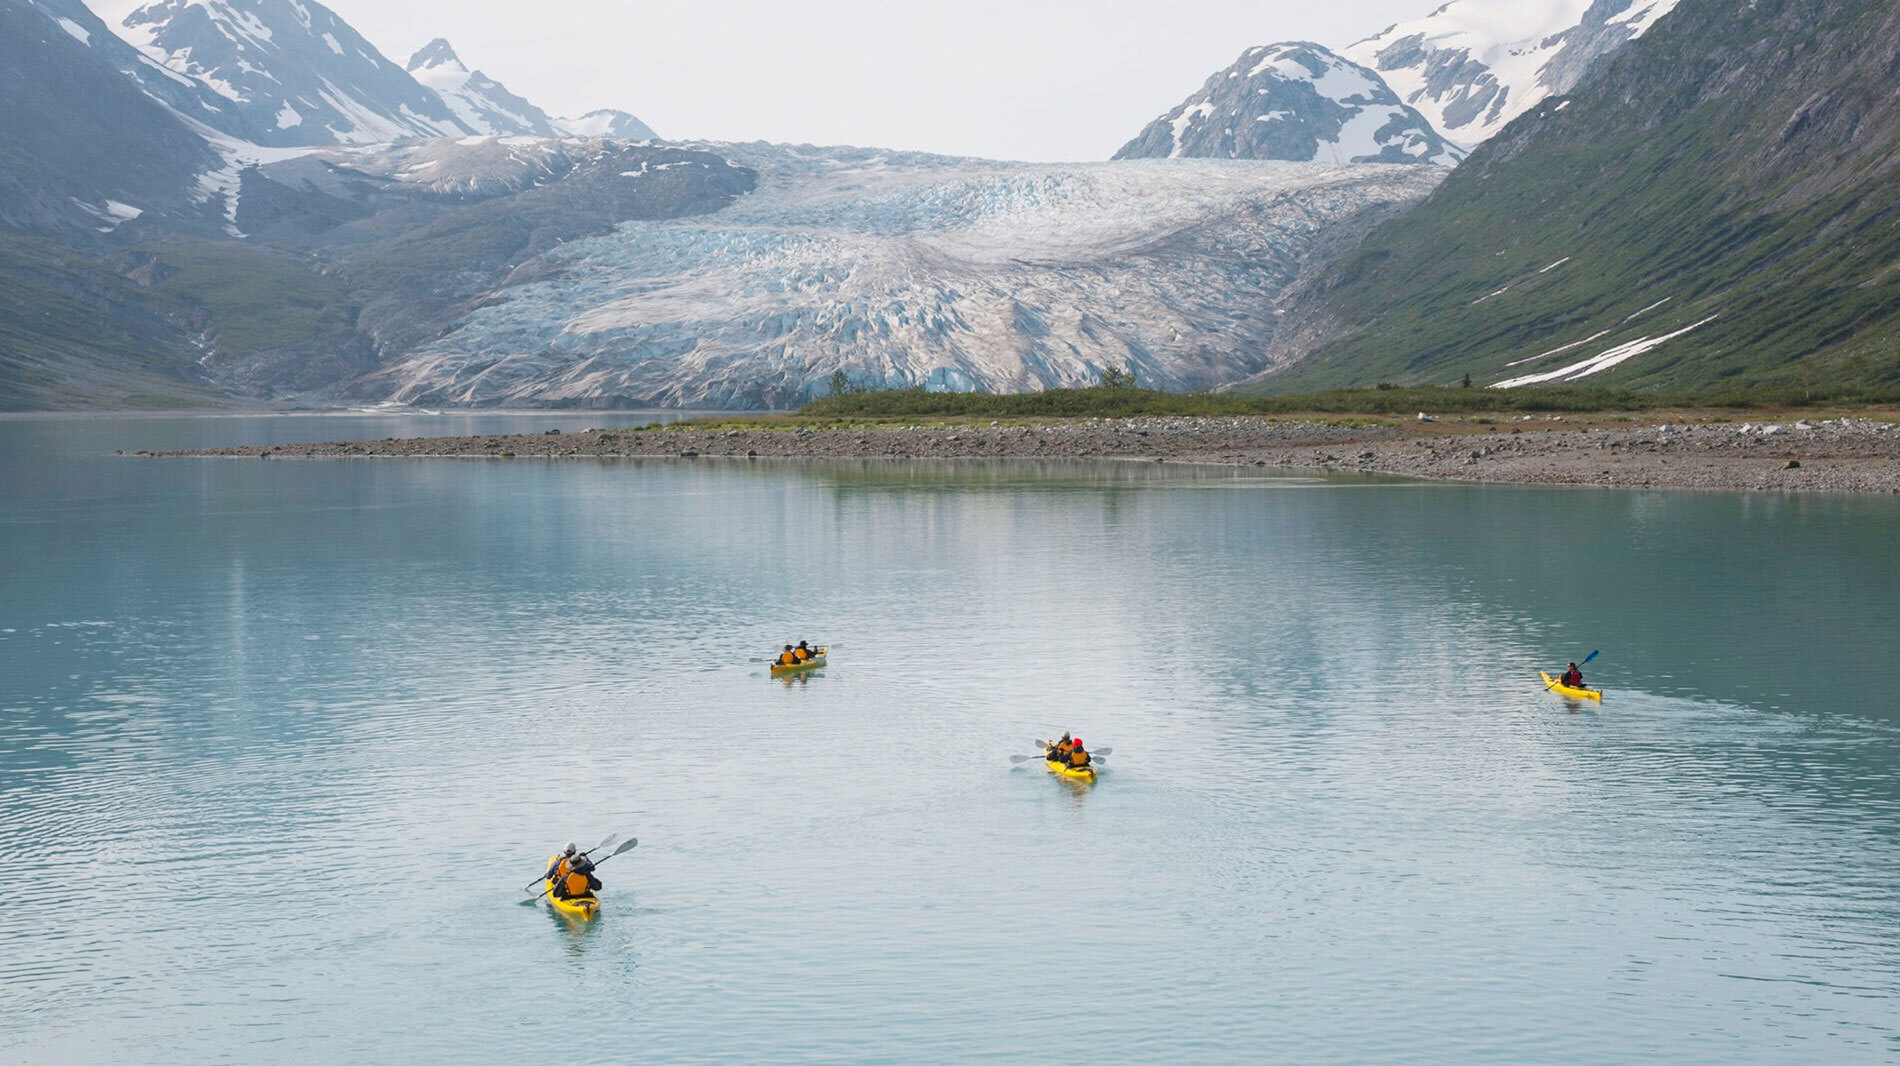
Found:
[3,439,1899,1062]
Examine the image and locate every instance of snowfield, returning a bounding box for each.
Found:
[366,145,1443,409]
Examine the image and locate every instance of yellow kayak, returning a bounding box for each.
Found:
[1044,757,1097,783]
[769,647,828,673]
[1541,671,1603,701]
[545,878,599,919]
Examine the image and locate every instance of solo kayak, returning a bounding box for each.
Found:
[545,879,599,920]
[1541,671,1603,701]
[1044,757,1097,783]
[769,647,828,673]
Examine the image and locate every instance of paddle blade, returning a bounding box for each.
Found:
[608,837,639,857]
[1582,650,1600,665]
[1093,747,1113,757]
[1010,754,1041,764]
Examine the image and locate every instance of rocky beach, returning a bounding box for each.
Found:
[151,413,1900,493]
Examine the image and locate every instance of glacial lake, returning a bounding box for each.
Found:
[2,414,1897,1064]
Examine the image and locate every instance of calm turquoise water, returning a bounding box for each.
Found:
[2,415,1897,1064]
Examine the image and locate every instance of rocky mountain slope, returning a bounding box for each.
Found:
[0,0,223,235]
[1114,43,1463,166]
[1344,0,1682,150]
[1259,0,1900,393]
[356,146,1442,409]
[118,0,473,145]
[406,38,555,137]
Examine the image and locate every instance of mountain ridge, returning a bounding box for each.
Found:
[1257,0,1900,393]
[1114,42,1463,166]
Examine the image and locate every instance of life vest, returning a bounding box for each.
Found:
[793,647,811,661]
[779,651,797,665]
[548,854,572,882]
[563,870,594,898]
[1048,742,1071,761]
[1069,748,1090,767]
[1562,670,1583,687]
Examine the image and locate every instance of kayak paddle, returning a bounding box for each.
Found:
[1582,649,1600,665]
[522,832,619,894]
[528,837,639,904]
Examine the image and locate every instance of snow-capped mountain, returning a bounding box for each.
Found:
[359,145,1443,409]
[553,109,658,141]
[1114,43,1463,166]
[119,0,474,146]
[1345,0,1682,149]
[405,38,555,137]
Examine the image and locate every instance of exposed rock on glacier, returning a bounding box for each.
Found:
[362,144,1443,409]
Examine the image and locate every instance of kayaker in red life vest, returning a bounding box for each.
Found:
[1560,662,1585,688]
[1067,739,1092,769]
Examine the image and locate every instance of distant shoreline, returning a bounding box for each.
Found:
[144,414,1900,497]
[148,413,1900,494]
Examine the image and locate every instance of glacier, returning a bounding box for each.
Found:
[361,144,1443,409]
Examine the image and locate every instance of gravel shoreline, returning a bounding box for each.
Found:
[148,414,1900,493]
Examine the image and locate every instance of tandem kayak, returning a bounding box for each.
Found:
[1541,671,1603,701]
[545,879,599,920]
[1044,757,1097,783]
[769,648,828,673]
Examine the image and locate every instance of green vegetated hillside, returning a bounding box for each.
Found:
[1256,0,1900,395]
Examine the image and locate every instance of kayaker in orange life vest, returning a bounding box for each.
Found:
[793,641,815,661]
[553,851,600,900]
[1067,739,1092,769]
[777,645,798,665]
[1560,662,1585,689]
[1047,733,1073,761]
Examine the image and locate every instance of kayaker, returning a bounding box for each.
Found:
[544,842,579,885]
[1047,733,1073,761]
[1560,662,1585,689]
[556,855,601,900]
[793,641,815,662]
[777,645,798,666]
[1068,739,1092,769]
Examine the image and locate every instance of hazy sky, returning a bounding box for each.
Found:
[87,1,1434,160]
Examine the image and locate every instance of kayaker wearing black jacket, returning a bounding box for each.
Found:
[1047,733,1073,762]
[555,853,601,899]
[1067,739,1091,769]
[1560,663,1585,688]
[777,645,798,665]
[793,641,815,661]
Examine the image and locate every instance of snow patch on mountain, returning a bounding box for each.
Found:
[1346,0,1682,149]
[404,37,555,137]
[554,109,658,141]
[119,0,475,145]
[1114,43,1463,166]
